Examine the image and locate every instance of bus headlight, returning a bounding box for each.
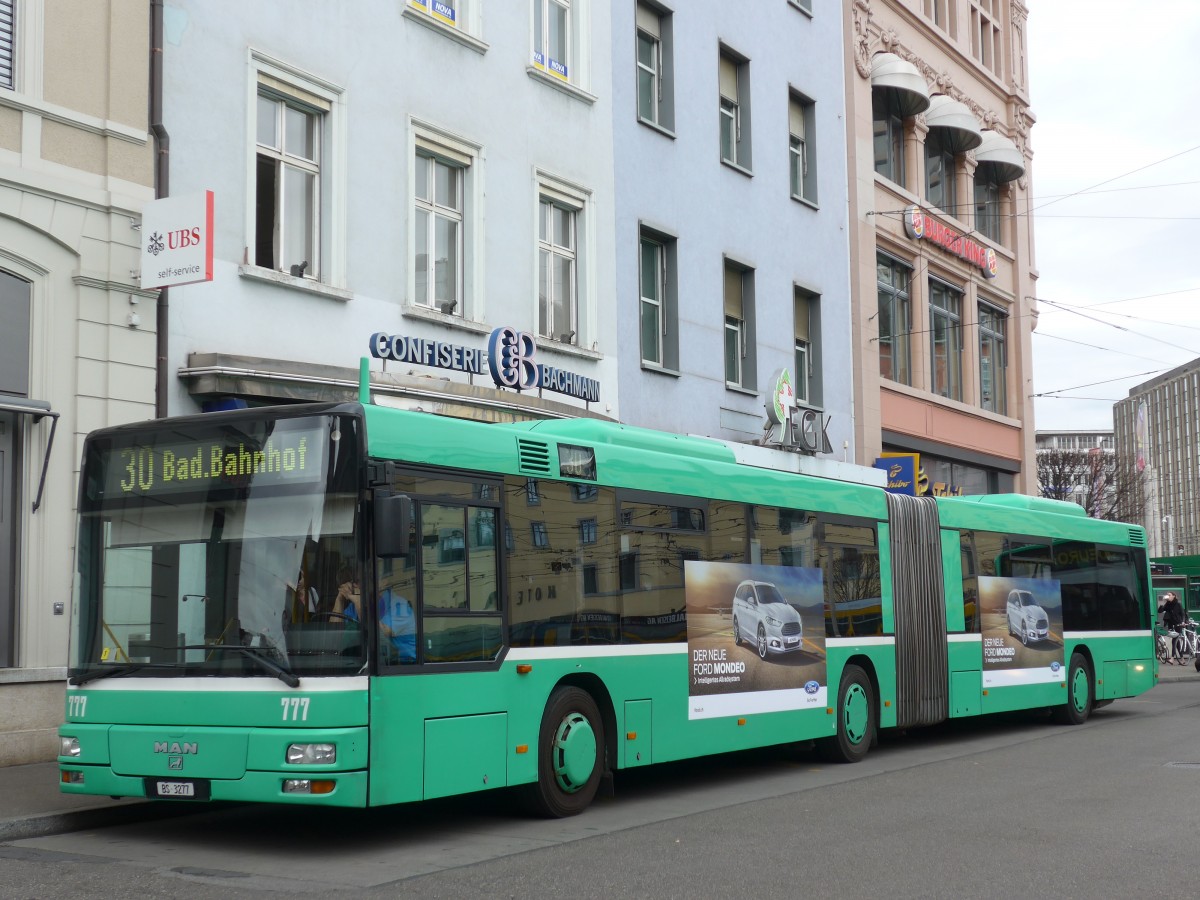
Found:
[60,736,81,758]
[286,742,336,765]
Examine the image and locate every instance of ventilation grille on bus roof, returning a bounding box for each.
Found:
[517,438,552,476]
[1129,528,1146,547]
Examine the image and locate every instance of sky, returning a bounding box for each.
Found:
[1026,1,1200,432]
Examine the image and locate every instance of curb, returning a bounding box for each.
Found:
[0,800,221,843]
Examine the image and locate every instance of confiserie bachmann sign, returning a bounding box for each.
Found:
[904,205,998,278]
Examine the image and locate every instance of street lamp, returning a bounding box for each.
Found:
[1163,514,1174,558]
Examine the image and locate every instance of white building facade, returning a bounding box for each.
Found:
[160,1,618,423]
[0,0,155,764]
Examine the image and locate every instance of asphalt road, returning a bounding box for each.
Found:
[3,681,1198,898]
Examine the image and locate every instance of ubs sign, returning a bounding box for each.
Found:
[370,326,600,403]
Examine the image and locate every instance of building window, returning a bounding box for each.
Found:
[539,197,577,343]
[413,152,463,314]
[532,0,589,90]
[979,301,1008,414]
[579,518,597,544]
[636,3,673,130]
[411,126,478,316]
[925,130,957,214]
[255,88,323,279]
[0,1,14,90]
[788,0,813,12]
[638,227,678,370]
[789,91,817,204]
[872,91,905,187]
[724,259,756,390]
[531,521,550,548]
[929,279,963,401]
[719,49,751,171]
[406,0,482,38]
[794,288,821,406]
[877,254,911,386]
[974,174,1002,244]
[923,0,958,39]
[970,0,1003,77]
[639,232,666,366]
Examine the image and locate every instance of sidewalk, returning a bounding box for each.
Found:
[3,663,1196,842]
[0,761,208,842]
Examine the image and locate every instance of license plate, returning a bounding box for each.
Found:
[786,637,800,645]
[156,781,194,797]
[144,777,210,800]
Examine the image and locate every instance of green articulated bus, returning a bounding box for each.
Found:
[60,393,1157,816]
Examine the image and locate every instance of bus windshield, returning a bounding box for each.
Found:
[71,410,364,681]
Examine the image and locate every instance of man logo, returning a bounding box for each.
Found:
[168,757,184,770]
[153,741,198,755]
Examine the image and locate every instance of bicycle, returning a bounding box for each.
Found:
[1170,619,1200,669]
[1156,625,1173,664]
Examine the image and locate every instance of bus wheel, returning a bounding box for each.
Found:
[523,686,604,818]
[1054,652,1093,725]
[817,664,875,763]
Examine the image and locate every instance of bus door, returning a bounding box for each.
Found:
[369,470,506,806]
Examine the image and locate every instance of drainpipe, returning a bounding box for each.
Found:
[150,0,169,417]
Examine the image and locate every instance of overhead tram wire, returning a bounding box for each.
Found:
[1037,297,1200,357]
[1032,332,1175,365]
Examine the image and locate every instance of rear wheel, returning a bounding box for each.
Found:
[1054,651,1093,725]
[522,686,605,818]
[817,664,875,763]
[732,617,742,646]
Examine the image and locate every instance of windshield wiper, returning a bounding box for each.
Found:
[69,663,148,686]
[182,644,300,688]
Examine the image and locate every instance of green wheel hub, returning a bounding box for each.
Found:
[842,682,870,746]
[552,712,596,793]
[1070,665,1090,712]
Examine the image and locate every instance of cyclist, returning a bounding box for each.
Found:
[1159,592,1186,663]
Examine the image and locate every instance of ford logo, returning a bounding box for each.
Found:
[804,680,820,695]
[1050,661,1062,673]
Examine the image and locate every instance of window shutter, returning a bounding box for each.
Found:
[0,1,15,89]
[635,4,661,39]
[416,134,472,167]
[724,266,743,318]
[794,292,810,343]
[789,99,805,138]
[719,56,738,102]
[258,74,331,112]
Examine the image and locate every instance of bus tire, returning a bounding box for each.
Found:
[523,686,605,818]
[1054,652,1093,725]
[817,664,875,764]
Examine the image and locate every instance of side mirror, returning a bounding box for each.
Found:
[374,491,412,558]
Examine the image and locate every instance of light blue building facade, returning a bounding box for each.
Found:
[610,2,854,457]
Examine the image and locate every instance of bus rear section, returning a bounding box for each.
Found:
[60,404,372,805]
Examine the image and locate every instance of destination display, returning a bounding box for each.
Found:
[99,422,326,498]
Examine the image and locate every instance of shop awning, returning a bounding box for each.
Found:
[870,53,930,117]
[924,94,983,152]
[974,130,1025,183]
[0,397,59,513]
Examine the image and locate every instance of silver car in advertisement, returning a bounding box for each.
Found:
[732,580,804,660]
[1006,589,1049,645]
